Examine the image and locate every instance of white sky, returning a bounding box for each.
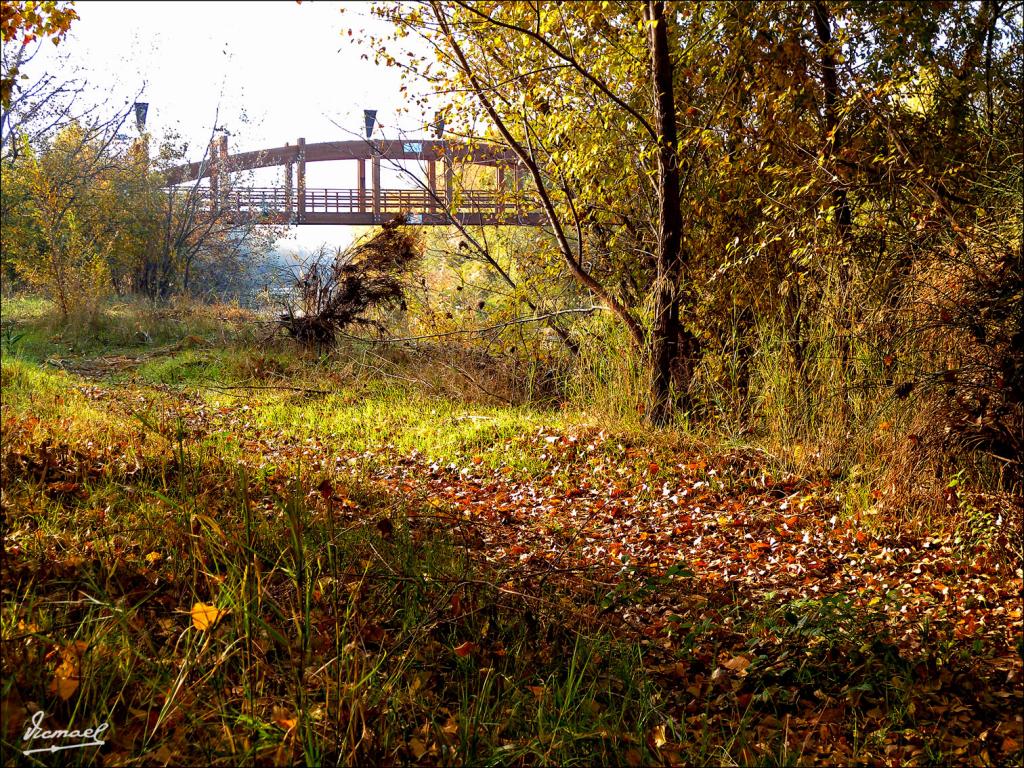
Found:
[35,1,438,249]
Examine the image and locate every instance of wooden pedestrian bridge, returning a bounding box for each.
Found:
[163,135,543,227]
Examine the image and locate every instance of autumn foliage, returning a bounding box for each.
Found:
[0,0,78,105]
[0,1,1021,765]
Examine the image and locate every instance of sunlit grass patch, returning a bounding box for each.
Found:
[0,294,52,323]
[135,349,228,385]
[249,382,567,474]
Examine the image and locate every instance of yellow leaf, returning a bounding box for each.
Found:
[273,705,297,731]
[49,651,81,701]
[191,602,226,631]
[52,674,79,701]
[651,723,667,749]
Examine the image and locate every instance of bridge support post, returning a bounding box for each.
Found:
[357,159,366,213]
[209,139,219,208]
[444,157,453,209]
[496,164,506,219]
[284,142,293,222]
[297,137,306,223]
[513,166,527,215]
[372,153,381,221]
[217,135,229,209]
[427,159,437,213]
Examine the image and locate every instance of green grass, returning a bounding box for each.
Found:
[250,383,566,474]
[135,348,229,385]
[1,295,258,364]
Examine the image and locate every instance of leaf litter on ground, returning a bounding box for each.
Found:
[1,358,1021,766]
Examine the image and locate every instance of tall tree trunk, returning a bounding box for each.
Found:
[647,0,687,426]
[812,0,851,237]
[812,0,853,424]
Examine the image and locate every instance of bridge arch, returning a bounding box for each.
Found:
[164,136,539,226]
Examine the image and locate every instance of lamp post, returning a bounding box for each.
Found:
[133,102,150,161]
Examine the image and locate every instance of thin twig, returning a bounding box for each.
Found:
[341,307,603,345]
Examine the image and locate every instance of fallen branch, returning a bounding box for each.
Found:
[341,306,603,345]
[199,383,333,395]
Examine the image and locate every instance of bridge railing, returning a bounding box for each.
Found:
[202,186,523,216]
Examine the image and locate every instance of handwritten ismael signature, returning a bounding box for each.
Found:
[21,710,109,755]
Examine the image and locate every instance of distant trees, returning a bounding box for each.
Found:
[1,119,278,316]
[138,132,280,302]
[1,1,277,314]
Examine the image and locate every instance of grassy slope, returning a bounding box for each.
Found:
[1,299,1021,766]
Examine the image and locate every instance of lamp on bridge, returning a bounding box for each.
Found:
[134,102,148,134]
[363,110,377,139]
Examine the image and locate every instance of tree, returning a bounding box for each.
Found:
[374,0,707,424]
[3,117,133,318]
[645,0,687,424]
[369,0,1021,476]
[0,0,78,108]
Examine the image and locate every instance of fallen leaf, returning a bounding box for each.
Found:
[408,737,427,759]
[46,641,89,702]
[453,641,476,657]
[723,655,751,673]
[49,657,79,700]
[191,602,226,631]
[650,723,667,749]
[273,705,297,730]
